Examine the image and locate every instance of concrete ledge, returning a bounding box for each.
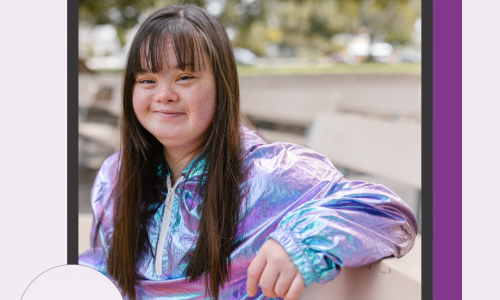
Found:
[308,112,421,189]
[79,122,120,151]
[299,235,421,300]
[258,129,307,146]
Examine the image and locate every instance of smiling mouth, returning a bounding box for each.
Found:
[155,111,185,119]
[157,111,183,114]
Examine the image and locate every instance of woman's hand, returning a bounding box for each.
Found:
[246,239,305,300]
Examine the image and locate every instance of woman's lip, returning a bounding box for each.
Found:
[156,110,184,114]
[154,111,185,119]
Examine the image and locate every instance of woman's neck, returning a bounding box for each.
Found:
[163,146,199,184]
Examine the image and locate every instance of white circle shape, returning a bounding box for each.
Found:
[22,265,123,300]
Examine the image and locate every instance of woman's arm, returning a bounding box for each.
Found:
[243,142,418,299]
[268,174,418,287]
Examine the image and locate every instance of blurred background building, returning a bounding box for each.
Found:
[78,2,422,295]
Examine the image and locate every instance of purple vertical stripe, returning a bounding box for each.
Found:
[434,1,462,299]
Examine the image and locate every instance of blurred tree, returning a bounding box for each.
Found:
[79,0,420,56]
[79,0,204,45]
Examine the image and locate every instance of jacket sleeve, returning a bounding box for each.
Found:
[78,153,120,275]
[267,152,418,287]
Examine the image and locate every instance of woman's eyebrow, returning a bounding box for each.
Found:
[137,68,153,74]
[176,62,198,71]
[137,63,198,74]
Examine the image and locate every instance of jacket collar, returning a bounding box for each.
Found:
[156,124,266,180]
[157,153,207,181]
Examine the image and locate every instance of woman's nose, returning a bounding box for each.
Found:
[154,82,179,103]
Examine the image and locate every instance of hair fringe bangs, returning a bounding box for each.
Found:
[133,19,209,75]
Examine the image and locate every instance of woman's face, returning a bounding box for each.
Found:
[132,40,216,152]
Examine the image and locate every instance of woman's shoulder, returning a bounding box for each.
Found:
[91,152,120,217]
[94,152,120,186]
[243,140,339,195]
[240,140,341,220]
[246,141,334,171]
[240,125,333,168]
[99,152,120,176]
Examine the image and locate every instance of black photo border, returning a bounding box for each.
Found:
[68,0,79,264]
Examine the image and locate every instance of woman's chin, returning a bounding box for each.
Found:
[154,133,190,148]
[150,127,185,139]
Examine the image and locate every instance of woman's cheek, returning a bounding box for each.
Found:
[191,85,216,127]
[200,96,216,127]
[200,99,215,124]
[132,91,150,122]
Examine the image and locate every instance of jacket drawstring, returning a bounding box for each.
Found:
[155,175,185,276]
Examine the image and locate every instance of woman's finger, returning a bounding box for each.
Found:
[273,265,297,298]
[259,262,280,298]
[246,254,267,297]
[284,273,305,300]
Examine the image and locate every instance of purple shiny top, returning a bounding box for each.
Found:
[79,125,418,299]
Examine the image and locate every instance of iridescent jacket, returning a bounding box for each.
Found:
[79,126,418,299]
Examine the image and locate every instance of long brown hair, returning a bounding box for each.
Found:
[95,5,245,300]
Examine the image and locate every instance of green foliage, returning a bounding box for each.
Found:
[79,0,421,53]
[79,0,203,45]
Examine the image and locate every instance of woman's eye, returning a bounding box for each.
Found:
[139,79,154,84]
[178,76,192,81]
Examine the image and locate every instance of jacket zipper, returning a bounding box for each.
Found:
[155,175,184,276]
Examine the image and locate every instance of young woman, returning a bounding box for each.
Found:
[79,4,418,300]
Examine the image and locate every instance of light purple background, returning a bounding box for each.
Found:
[0,1,69,298]
[462,0,498,299]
